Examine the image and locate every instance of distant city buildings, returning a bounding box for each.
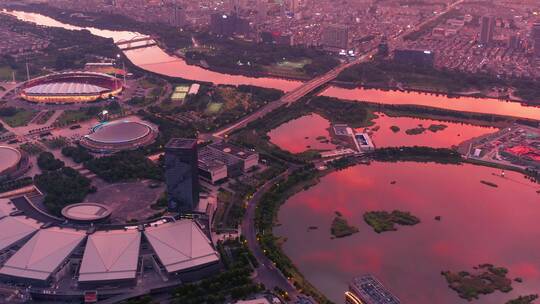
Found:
[210,13,250,37]
[165,138,200,213]
[532,23,540,58]
[480,16,496,45]
[321,24,349,51]
[394,49,435,67]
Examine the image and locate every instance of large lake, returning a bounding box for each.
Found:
[275,162,540,303]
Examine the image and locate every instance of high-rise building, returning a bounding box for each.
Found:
[165,138,199,213]
[255,0,267,25]
[210,13,250,37]
[508,35,520,50]
[345,275,400,304]
[169,1,186,27]
[321,25,349,51]
[480,16,495,45]
[532,23,540,57]
[230,0,246,14]
[288,0,299,13]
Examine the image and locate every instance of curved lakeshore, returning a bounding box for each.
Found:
[274,162,540,303]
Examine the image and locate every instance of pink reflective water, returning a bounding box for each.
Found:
[365,113,498,148]
[268,113,497,152]
[275,162,540,303]
[267,114,336,153]
[323,86,540,120]
[9,10,540,121]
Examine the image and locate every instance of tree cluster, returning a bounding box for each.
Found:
[85,151,163,183]
[34,167,95,215]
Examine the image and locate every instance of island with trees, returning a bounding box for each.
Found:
[441,264,513,301]
[331,212,359,238]
[363,210,420,233]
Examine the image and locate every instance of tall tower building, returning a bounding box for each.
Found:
[289,0,299,14]
[256,0,267,25]
[165,138,200,213]
[480,16,495,45]
[321,25,349,51]
[532,23,540,57]
[230,0,246,15]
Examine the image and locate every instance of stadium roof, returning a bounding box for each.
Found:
[0,216,40,252]
[0,228,85,281]
[87,121,152,144]
[24,82,109,96]
[79,230,141,282]
[144,220,219,273]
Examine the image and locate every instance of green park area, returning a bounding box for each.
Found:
[0,107,37,127]
[206,102,224,115]
[55,103,121,126]
[363,210,420,233]
[264,58,313,78]
[0,66,15,81]
[56,108,97,126]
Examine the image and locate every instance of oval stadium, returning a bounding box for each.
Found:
[80,120,158,153]
[0,146,29,182]
[20,72,123,104]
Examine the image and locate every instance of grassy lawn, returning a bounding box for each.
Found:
[218,87,250,110]
[205,102,223,115]
[0,66,15,81]
[276,58,311,69]
[56,109,94,125]
[263,59,312,78]
[0,109,37,127]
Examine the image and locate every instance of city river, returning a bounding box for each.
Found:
[7,10,540,121]
[275,162,540,303]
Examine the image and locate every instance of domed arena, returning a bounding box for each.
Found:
[20,72,123,104]
[0,146,28,181]
[80,120,158,153]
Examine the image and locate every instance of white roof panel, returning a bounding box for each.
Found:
[79,230,141,282]
[0,217,40,252]
[0,228,85,281]
[25,82,108,95]
[144,220,219,274]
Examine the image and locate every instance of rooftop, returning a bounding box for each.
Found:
[165,138,197,150]
[24,82,109,96]
[208,142,257,160]
[78,229,141,282]
[0,227,86,281]
[144,220,219,274]
[0,216,41,252]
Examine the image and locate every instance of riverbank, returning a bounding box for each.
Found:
[3,3,339,79]
[8,8,540,121]
[336,59,540,106]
